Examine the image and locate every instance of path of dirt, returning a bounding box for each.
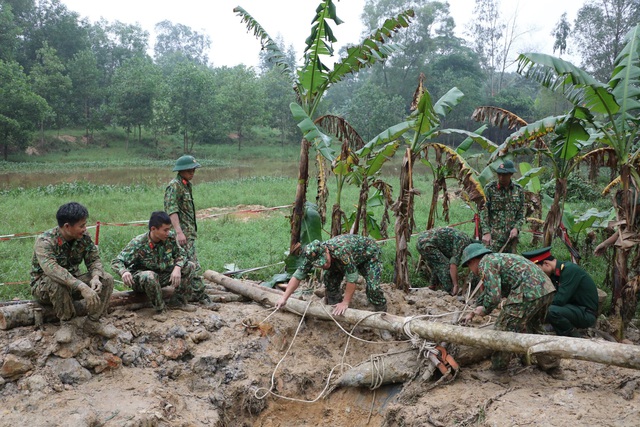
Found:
[1,282,639,427]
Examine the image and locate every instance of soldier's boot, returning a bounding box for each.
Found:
[325,294,342,306]
[83,318,119,339]
[166,294,197,312]
[372,303,387,313]
[54,320,75,344]
[152,309,168,322]
[194,294,221,311]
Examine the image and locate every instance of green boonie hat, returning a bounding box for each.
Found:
[460,243,492,267]
[304,240,328,267]
[173,155,201,172]
[521,246,552,264]
[496,160,517,174]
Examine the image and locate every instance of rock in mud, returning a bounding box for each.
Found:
[47,357,92,384]
[0,354,33,381]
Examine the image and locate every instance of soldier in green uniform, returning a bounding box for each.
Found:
[415,227,473,295]
[276,234,387,316]
[461,243,557,375]
[111,211,197,320]
[480,160,525,253]
[164,155,211,305]
[523,247,598,337]
[31,202,118,339]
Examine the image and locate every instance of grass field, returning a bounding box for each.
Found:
[0,129,616,309]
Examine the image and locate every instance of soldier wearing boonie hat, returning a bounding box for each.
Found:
[461,243,558,375]
[276,234,387,317]
[522,246,598,338]
[480,159,525,253]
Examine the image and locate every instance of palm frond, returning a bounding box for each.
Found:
[315,114,365,151]
[234,6,294,79]
[472,106,528,130]
[517,53,619,117]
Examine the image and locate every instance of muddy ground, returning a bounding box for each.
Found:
[1,281,639,427]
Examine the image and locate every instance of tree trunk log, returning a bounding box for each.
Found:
[204,270,640,371]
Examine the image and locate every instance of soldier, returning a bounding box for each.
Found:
[31,202,118,340]
[415,227,473,295]
[111,211,197,321]
[164,155,212,306]
[480,160,525,253]
[522,247,598,337]
[275,234,387,316]
[461,243,558,378]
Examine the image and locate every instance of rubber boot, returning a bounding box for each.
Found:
[54,320,75,344]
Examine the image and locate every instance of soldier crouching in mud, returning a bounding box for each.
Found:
[276,234,388,316]
[30,202,119,341]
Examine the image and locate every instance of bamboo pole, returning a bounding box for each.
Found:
[204,269,640,371]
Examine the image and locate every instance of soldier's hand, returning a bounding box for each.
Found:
[461,311,475,326]
[482,233,491,246]
[121,271,134,287]
[170,266,182,287]
[89,275,102,293]
[79,283,100,312]
[332,301,349,316]
[275,296,287,310]
[176,231,187,246]
[594,243,606,257]
[509,228,519,239]
[451,285,459,296]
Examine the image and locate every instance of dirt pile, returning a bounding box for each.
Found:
[1,283,639,426]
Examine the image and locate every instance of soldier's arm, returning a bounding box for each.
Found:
[479,185,492,232]
[83,236,106,279]
[34,236,84,291]
[111,240,137,277]
[171,238,187,269]
[513,186,526,230]
[551,268,581,306]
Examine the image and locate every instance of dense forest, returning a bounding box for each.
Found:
[1,0,639,160]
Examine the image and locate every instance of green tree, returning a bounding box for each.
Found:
[0,2,21,61]
[235,0,414,253]
[517,24,640,333]
[0,59,48,160]
[67,49,102,140]
[573,0,640,82]
[166,61,217,153]
[110,56,159,146]
[259,66,298,145]
[215,65,265,149]
[30,42,72,137]
[154,20,210,67]
[552,12,571,56]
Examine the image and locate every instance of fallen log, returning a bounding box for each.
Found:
[204,269,640,371]
[0,288,174,330]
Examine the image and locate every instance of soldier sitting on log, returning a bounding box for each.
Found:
[415,227,473,295]
[111,211,198,322]
[522,246,598,338]
[461,243,560,380]
[276,234,388,317]
[30,202,118,341]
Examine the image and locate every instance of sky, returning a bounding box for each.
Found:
[59,0,585,68]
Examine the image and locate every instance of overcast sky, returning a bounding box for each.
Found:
[59,0,585,68]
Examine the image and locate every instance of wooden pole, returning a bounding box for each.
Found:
[204,269,640,371]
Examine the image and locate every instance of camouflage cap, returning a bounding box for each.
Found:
[496,160,517,174]
[304,240,328,267]
[460,243,492,267]
[173,155,201,171]
[521,246,552,264]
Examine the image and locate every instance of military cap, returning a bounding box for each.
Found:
[173,155,201,171]
[304,240,328,267]
[521,246,553,264]
[496,160,517,174]
[460,243,493,267]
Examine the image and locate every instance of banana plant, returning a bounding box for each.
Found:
[516,24,640,332]
[235,1,414,253]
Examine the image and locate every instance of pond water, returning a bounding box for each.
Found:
[0,160,300,189]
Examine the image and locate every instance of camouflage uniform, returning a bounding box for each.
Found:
[30,227,114,322]
[293,234,386,309]
[476,253,556,370]
[164,175,207,301]
[111,232,195,311]
[480,181,525,253]
[416,227,473,292]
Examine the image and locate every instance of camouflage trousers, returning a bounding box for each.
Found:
[489,234,518,254]
[32,272,114,322]
[130,261,196,311]
[420,245,454,292]
[324,257,386,309]
[182,238,208,302]
[491,293,557,371]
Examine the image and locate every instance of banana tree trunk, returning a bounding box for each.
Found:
[426,177,441,231]
[542,178,567,246]
[290,138,310,254]
[393,149,416,292]
[330,204,343,237]
[350,179,370,235]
